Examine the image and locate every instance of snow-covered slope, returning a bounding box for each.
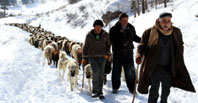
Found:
[29,0,117,42]
[0,0,198,103]
[7,0,67,16]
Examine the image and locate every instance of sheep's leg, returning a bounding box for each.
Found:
[88,79,92,92]
[75,75,78,87]
[69,75,73,91]
[62,69,65,81]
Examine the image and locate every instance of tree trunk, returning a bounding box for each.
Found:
[158,0,162,4]
[151,0,153,7]
[142,0,145,14]
[145,0,148,11]
[41,0,45,3]
[132,0,137,17]
[155,0,158,10]
[137,0,140,15]
[3,9,6,17]
[164,0,167,8]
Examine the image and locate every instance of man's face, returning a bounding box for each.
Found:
[94,25,102,34]
[159,17,172,31]
[120,17,128,28]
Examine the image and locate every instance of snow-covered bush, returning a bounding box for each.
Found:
[68,0,81,4]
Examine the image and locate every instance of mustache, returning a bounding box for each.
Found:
[163,26,169,28]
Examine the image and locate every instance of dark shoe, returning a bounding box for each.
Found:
[103,78,107,85]
[112,89,118,94]
[91,93,98,98]
[98,94,105,100]
[129,90,134,94]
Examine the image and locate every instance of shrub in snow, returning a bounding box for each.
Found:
[79,5,86,12]
[66,13,78,23]
[196,14,198,17]
[68,0,81,4]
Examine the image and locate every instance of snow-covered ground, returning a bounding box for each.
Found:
[0,0,198,103]
[0,24,133,103]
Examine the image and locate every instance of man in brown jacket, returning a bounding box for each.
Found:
[136,12,196,103]
[82,20,111,99]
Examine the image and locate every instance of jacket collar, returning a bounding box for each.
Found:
[88,29,106,38]
[115,21,133,29]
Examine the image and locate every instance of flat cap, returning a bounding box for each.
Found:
[159,12,172,18]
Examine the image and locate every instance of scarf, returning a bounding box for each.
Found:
[148,19,173,47]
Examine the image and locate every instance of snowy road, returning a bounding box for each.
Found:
[0,25,139,103]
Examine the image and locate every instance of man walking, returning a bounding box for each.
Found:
[82,20,111,99]
[109,13,141,94]
[136,12,196,103]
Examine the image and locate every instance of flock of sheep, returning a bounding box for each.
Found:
[6,23,112,91]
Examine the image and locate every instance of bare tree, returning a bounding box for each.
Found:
[117,2,120,11]
[160,0,164,4]
[1,6,8,17]
[164,0,167,7]
[137,0,140,15]
[142,0,145,14]
[158,0,161,4]
[131,0,137,17]
[41,0,45,3]
[0,0,9,17]
[145,0,148,11]
[151,0,154,7]
[155,0,158,10]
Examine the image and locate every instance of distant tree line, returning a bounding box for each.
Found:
[131,0,171,17]
[0,0,36,17]
[0,0,36,6]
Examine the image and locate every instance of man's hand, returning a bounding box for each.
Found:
[81,59,87,65]
[104,55,112,61]
[136,56,142,64]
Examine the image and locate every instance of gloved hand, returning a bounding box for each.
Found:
[81,59,87,65]
[136,56,142,64]
[104,54,112,61]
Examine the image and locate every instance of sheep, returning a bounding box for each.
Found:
[71,44,82,68]
[66,60,79,91]
[57,40,64,50]
[84,64,93,92]
[63,40,72,55]
[46,41,59,67]
[43,45,55,65]
[68,42,76,55]
[57,51,68,80]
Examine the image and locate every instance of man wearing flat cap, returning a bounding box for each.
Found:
[136,12,196,103]
[82,19,111,99]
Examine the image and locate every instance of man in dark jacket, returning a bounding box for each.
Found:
[109,13,141,94]
[136,12,196,103]
[82,20,111,99]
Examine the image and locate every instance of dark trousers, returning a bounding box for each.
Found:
[148,65,172,103]
[89,57,106,94]
[111,58,136,92]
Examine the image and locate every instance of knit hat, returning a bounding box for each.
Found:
[159,12,172,18]
[93,20,104,27]
[119,13,128,20]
